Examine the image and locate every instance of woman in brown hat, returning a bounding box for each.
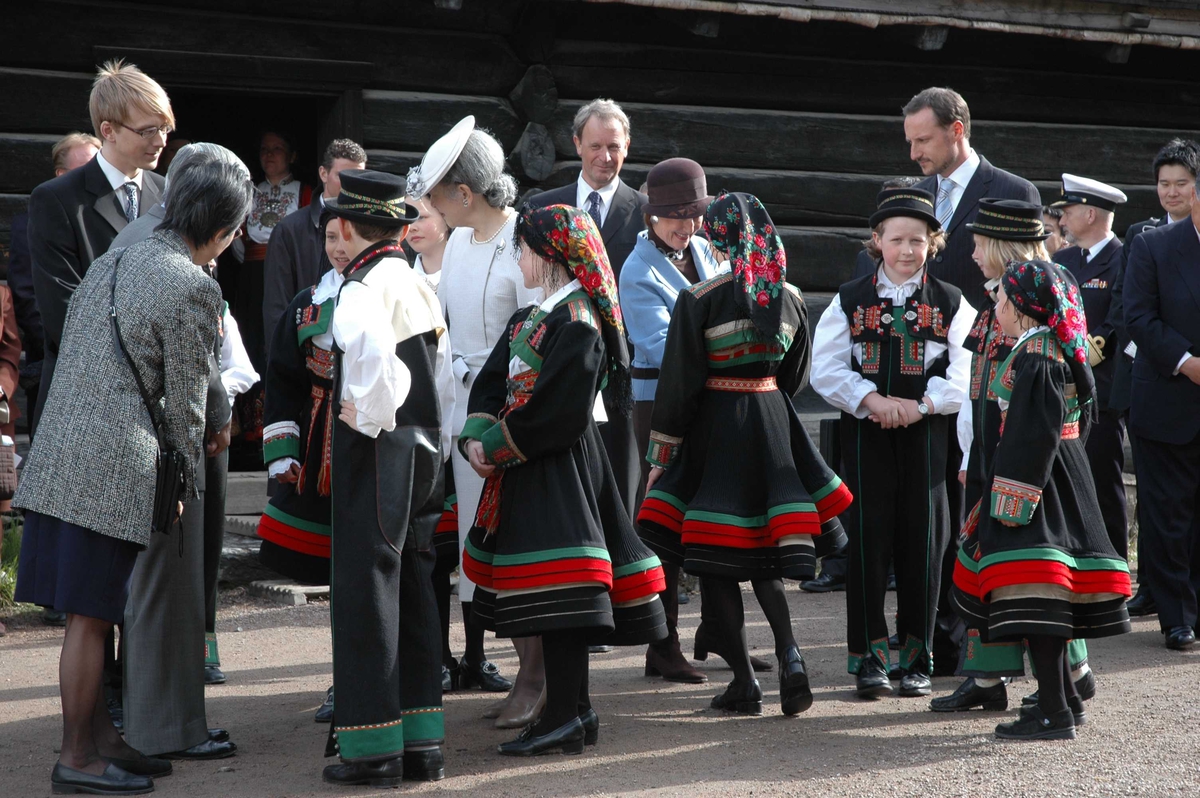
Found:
[619,158,723,685]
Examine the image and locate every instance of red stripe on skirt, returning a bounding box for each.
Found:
[257,514,331,559]
[462,551,494,589]
[978,560,1132,597]
[493,560,614,591]
[682,520,773,549]
[815,483,854,521]
[767,511,822,543]
[637,499,684,533]
[611,566,667,604]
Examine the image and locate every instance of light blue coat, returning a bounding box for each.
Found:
[618,231,724,401]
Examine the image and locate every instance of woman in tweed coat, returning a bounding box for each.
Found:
[13,159,252,796]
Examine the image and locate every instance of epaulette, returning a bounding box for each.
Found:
[688,272,733,298]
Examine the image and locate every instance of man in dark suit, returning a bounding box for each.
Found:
[1051,174,1129,559]
[1124,185,1200,651]
[262,138,366,343]
[901,87,1040,673]
[26,58,172,725]
[529,99,645,522]
[1113,139,1200,616]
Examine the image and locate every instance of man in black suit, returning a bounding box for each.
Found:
[262,138,366,343]
[1112,139,1200,616]
[1051,174,1129,559]
[901,87,1040,673]
[1124,182,1200,651]
[529,99,645,520]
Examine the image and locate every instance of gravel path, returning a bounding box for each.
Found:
[2,583,1197,797]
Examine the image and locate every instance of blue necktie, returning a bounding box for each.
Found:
[122,182,139,224]
[936,178,955,228]
[586,191,603,229]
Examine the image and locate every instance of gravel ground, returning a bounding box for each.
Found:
[2,578,1197,798]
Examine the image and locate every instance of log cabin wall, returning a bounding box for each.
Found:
[3,0,1199,290]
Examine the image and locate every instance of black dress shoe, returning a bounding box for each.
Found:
[693,623,773,672]
[402,747,445,781]
[711,679,763,715]
[315,686,334,723]
[778,646,813,716]
[106,753,173,777]
[995,706,1076,741]
[588,645,614,653]
[498,717,585,756]
[930,678,1008,712]
[441,665,454,692]
[1125,590,1157,617]
[898,670,933,697]
[1023,670,1096,705]
[322,756,404,787]
[1020,695,1087,727]
[162,738,237,760]
[106,698,124,732]
[43,608,67,627]
[1166,625,1196,650]
[579,708,599,746]
[799,571,845,593]
[204,665,226,685]
[458,659,513,692]
[208,728,229,743]
[856,657,893,699]
[51,762,153,795]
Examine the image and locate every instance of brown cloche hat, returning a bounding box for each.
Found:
[640,158,713,219]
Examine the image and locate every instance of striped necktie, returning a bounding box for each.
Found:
[122,182,139,224]
[936,178,955,228]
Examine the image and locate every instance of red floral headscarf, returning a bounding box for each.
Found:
[703,191,788,337]
[514,204,632,416]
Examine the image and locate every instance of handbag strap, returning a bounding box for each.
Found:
[109,250,168,450]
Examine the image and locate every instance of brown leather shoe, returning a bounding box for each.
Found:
[645,640,708,683]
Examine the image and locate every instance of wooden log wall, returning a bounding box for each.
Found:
[3,0,1199,292]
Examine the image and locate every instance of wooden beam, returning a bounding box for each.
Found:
[93,47,373,93]
[0,68,93,135]
[0,134,58,194]
[361,92,523,151]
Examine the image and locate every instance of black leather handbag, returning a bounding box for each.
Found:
[109,250,187,535]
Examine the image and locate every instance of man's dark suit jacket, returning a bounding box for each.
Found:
[530,177,646,280]
[6,212,44,364]
[1054,237,1123,407]
[1124,217,1200,445]
[917,155,1040,309]
[263,198,329,344]
[1109,216,1172,411]
[27,156,164,423]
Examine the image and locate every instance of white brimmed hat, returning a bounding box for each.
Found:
[1050,174,1128,212]
[405,116,475,198]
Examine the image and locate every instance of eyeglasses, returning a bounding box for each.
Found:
[116,122,174,140]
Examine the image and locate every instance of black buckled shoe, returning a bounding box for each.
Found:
[930,678,1008,712]
[778,646,813,716]
[995,706,1076,741]
[855,657,893,699]
[458,659,513,692]
[579,708,599,746]
[315,686,334,723]
[162,739,237,760]
[322,755,404,787]
[799,570,845,593]
[898,670,932,697]
[1023,670,1096,706]
[1020,695,1087,727]
[105,753,173,778]
[51,762,153,795]
[711,679,764,715]
[498,717,585,757]
[693,623,773,672]
[403,747,445,781]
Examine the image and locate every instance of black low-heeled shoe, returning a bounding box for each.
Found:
[403,747,445,781]
[162,738,236,760]
[1019,695,1087,727]
[315,686,334,724]
[51,762,153,795]
[898,670,933,697]
[441,665,454,693]
[579,708,599,746]
[930,678,1008,712]
[995,706,1076,741]
[693,623,772,672]
[855,657,893,699]
[1023,670,1096,706]
[710,679,763,715]
[208,728,229,743]
[106,752,173,777]
[204,665,226,685]
[458,659,513,692]
[778,646,813,716]
[322,755,404,787]
[498,717,585,757]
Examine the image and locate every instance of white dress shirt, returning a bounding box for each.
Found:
[1082,232,1116,262]
[576,172,619,227]
[811,266,975,419]
[219,309,259,406]
[938,148,982,223]
[96,151,143,217]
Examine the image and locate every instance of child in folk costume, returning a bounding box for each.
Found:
[638,192,852,717]
[932,201,1092,714]
[952,260,1131,741]
[315,170,456,786]
[459,204,668,756]
[812,188,974,700]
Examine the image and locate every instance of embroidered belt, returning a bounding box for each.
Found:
[704,376,777,393]
[244,241,269,262]
[477,372,538,536]
[306,347,336,381]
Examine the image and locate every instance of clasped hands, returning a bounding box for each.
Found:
[861,392,931,430]
[465,440,495,478]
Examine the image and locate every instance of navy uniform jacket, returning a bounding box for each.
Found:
[1124,217,1200,445]
[1053,237,1123,406]
[917,156,1040,310]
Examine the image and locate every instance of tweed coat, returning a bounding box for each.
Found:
[14,230,222,547]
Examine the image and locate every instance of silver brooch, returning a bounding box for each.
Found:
[904,310,918,321]
[405,166,427,199]
[881,313,893,325]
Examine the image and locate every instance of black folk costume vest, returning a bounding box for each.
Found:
[839,270,962,400]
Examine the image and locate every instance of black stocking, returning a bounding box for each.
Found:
[1061,650,1079,704]
[1026,635,1068,716]
[536,630,588,735]
[700,578,753,686]
[461,600,485,665]
[432,569,454,668]
[751,578,797,659]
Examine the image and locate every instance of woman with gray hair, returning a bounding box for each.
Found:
[409,116,542,728]
[13,158,251,796]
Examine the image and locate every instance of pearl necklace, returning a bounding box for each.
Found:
[471,210,514,245]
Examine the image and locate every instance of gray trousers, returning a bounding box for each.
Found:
[122,483,209,756]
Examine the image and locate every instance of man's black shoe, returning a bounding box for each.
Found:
[204,665,226,685]
[1126,590,1157,617]
[162,739,237,760]
[315,686,334,723]
[51,762,153,795]
[403,748,445,781]
[855,657,892,699]
[930,678,1008,712]
[995,706,1075,741]
[799,571,845,593]
[1166,625,1196,650]
[323,756,404,787]
[898,671,932,697]
[458,659,512,692]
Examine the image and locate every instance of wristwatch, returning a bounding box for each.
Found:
[917,401,930,417]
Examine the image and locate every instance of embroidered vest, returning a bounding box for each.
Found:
[839,272,961,400]
[963,305,1017,402]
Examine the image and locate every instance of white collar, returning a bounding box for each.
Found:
[941,148,981,190]
[259,175,296,191]
[96,150,142,191]
[540,278,583,313]
[312,267,345,305]
[876,265,925,291]
[983,276,1001,304]
[1082,232,1115,261]
[1013,324,1050,348]
[576,172,619,207]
